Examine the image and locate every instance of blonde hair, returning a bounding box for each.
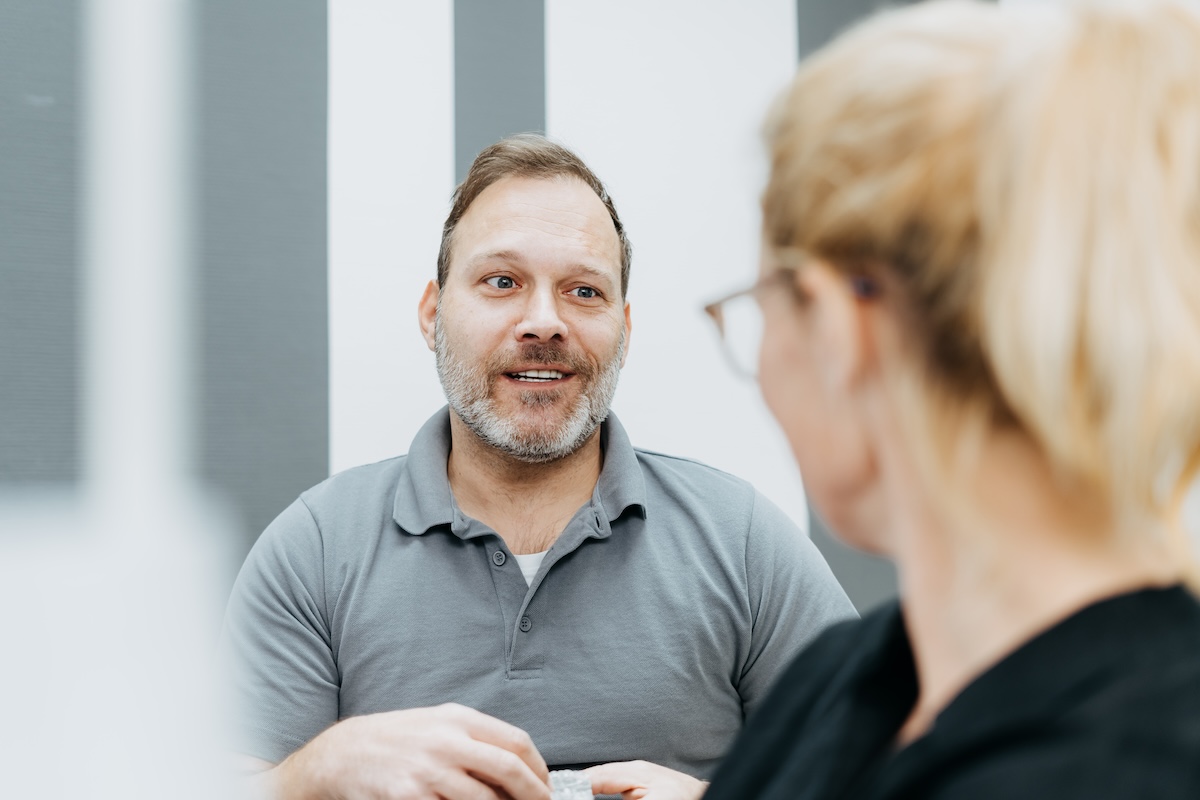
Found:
[763,0,1200,568]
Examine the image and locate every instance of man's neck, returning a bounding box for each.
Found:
[445,412,604,555]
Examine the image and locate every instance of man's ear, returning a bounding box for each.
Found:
[418,280,439,352]
[802,262,874,394]
[620,302,632,367]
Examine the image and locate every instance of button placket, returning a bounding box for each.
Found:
[507,510,598,676]
[509,561,548,674]
[478,535,529,676]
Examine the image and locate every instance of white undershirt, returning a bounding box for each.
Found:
[512,550,549,586]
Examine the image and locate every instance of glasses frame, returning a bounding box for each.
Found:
[703,255,882,380]
[703,267,799,380]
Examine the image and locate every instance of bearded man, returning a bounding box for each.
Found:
[224,135,855,800]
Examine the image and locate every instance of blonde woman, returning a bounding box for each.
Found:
[693,1,1200,798]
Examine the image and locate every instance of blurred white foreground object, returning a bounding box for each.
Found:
[0,0,233,797]
[550,770,593,800]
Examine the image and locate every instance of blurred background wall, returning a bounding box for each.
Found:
[1,1,82,485]
[195,0,330,581]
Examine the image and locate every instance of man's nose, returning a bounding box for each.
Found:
[514,287,568,341]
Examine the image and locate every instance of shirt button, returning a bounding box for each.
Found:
[492,550,506,567]
[519,616,532,632]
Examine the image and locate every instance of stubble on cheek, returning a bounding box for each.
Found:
[434,300,626,462]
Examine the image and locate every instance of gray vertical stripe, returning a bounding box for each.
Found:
[796,0,900,613]
[196,1,329,564]
[798,0,964,60]
[0,2,81,484]
[454,0,546,182]
[797,0,889,60]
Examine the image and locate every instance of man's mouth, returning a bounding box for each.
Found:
[507,369,568,383]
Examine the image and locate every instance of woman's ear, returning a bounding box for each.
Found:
[801,261,877,395]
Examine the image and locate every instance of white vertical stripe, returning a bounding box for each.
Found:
[329,0,455,473]
[546,0,811,527]
[84,0,191,506]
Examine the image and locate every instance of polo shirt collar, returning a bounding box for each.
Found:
[392,406,647,538]
[594,411,648,527]
[392,408,456,535]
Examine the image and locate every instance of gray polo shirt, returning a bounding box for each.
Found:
[223,408,855,777]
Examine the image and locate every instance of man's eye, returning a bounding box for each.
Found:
[485,276,516,289]
[571,286,599,299]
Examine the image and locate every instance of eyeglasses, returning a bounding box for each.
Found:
[703,263,881,380]
[703,268,798,380]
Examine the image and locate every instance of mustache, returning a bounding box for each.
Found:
[489,343,595,376]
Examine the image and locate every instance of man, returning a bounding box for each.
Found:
[225,134,855,800]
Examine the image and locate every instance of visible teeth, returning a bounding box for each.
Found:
[512,369,565,382]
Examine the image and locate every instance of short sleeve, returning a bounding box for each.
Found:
[738,491,858,719]
[221,497,339,763]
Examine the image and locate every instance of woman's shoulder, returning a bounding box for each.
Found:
[755,599,910,719]
[703,602,912,800]
[922,586,1200,799]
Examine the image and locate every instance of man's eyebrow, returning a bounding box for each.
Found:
[571,264,616,286]
[467,249,524,267]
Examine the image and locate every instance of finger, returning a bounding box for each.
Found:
[431,767,507,800]
[444,705,550,783]
[584,762,646,795]
[455,738,552,800]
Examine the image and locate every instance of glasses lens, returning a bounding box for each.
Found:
[718,293,763,378]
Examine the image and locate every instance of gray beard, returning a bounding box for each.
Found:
[434,309,624,464]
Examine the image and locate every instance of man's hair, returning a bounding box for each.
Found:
[437,133,632,297]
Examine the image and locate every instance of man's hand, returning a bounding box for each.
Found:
[261,703,552,800]
[584,761,708,800]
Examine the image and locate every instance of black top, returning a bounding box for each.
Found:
[704,585,1200,799]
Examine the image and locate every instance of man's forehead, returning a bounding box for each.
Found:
[463,176,609,226]
[451,176,622,272]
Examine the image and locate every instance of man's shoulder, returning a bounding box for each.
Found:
[770,603,894,698]
[733,610,879,727]
[629,446,796,526]
[296,454,410,518]
[631,446,756,493]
